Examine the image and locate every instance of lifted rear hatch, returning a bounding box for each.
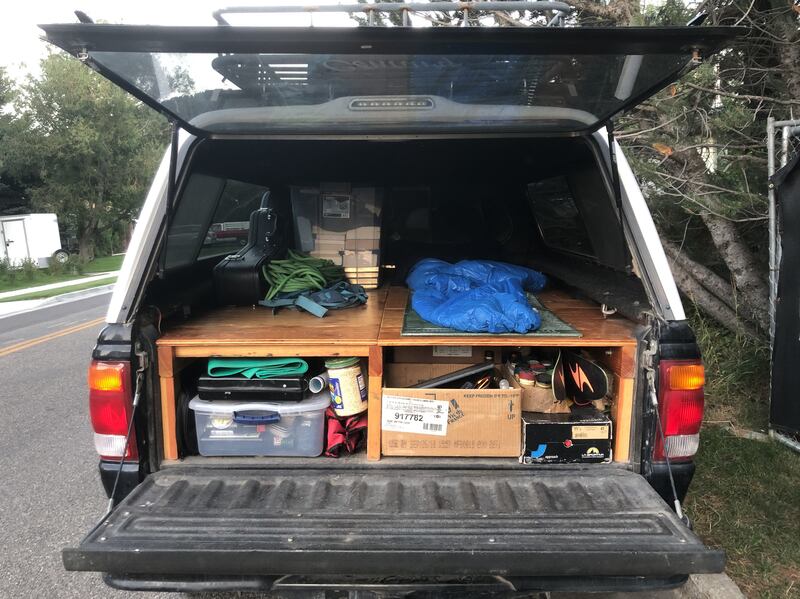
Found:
[40,23,739,136]
[64,466,723,579]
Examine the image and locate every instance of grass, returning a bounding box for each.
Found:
[692,309,771,432]
[685,426,800,599]
[84,254,124,273]
[0,270,88,293]
[0,254,123,294]
[686,309,799,598]
[0,276,117,302]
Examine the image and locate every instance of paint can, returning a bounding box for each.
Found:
[325,357,368,416]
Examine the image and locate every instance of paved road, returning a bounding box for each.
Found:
[0,295,731,599]
[0,291,111,347]
[0,293,148,599]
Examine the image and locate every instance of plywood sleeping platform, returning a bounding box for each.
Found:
[156,285,640,463]
[379,287,638,347]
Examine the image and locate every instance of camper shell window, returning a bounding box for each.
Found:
[161,137,630,281]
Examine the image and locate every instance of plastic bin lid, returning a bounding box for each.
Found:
[189,390,331,415]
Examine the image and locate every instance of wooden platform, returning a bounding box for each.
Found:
[378,287,638,347]
[158,287,388,358]
[155,285,639,463]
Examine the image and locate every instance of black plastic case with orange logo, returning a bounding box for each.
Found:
[520,408,612,464]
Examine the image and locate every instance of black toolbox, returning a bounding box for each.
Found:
[197,376,309,402]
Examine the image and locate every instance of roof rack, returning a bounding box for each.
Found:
[212,2,574,28]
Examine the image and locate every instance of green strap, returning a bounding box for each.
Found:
[207,358,309,379]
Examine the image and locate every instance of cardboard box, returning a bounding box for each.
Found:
[520,410,612,464]
[344,226,381,250]
[342,250,379,268]
[291,184,382,257]
[314,232,347,242]
[309,251,344,266]
[347,278,380,289]
[392,346,501,364]
[313,241,346,254]
[384,362,467,387]
[381,363,521,457]
[344,238,381,251]
[346,225,381,240]
[504,364,570,413]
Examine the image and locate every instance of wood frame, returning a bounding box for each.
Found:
[155,286,639,463]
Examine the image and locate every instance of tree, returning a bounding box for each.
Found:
[1,52,168,259]
[0,67,30,214]
[348,0,796,339]
[610,0,799,339]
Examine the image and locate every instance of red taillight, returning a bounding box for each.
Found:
[88,360,137,460]
[654,359,705,462]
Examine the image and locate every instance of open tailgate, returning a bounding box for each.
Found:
[64,466,723,578]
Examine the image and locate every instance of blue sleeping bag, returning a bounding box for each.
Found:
[406,259,547,334]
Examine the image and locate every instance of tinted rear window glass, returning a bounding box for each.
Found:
[164,175,267,269]
[528,176,595,258]
[89,51,687,133]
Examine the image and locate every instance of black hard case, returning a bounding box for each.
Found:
[197,375,309,402]
[213,193,282,306]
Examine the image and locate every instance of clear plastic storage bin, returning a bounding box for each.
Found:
[188,392,330,457]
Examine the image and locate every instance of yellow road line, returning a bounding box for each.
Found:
[0,317,106,358]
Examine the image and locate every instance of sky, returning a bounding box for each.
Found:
[0,0,358,80]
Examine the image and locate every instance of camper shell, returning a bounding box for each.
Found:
[42,11,743,595]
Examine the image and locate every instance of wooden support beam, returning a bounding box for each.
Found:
[367,344,384,461]
[612,376,635,463]
[157,345,179,461]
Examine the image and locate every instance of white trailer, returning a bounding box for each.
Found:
[0,213,67,267]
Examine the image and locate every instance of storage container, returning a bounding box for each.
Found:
[290,184,383,287]
[381,363,521,457]
[188,392,330,457]
[325,357,368,416]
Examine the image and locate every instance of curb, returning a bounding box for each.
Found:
[42,283,116,306]
[553,573,744,599]
[0,270,120,301]
[684,574,745,599]
[0,284,115,320]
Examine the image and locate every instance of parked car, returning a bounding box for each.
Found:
[43,10,741,596]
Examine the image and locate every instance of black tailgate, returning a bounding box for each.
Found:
[64,466,723,577]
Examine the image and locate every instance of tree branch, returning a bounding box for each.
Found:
[668,257,763,340]
[663,240,768,333]
[684,82,800,106]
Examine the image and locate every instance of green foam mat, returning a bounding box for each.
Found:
[401,293,582,337]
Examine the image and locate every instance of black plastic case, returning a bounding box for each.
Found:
[197,375,309,402]
[213,192,282,306]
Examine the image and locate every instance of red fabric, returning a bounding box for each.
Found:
[325,407,368,457]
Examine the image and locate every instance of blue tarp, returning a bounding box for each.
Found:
[406,259,547,334]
